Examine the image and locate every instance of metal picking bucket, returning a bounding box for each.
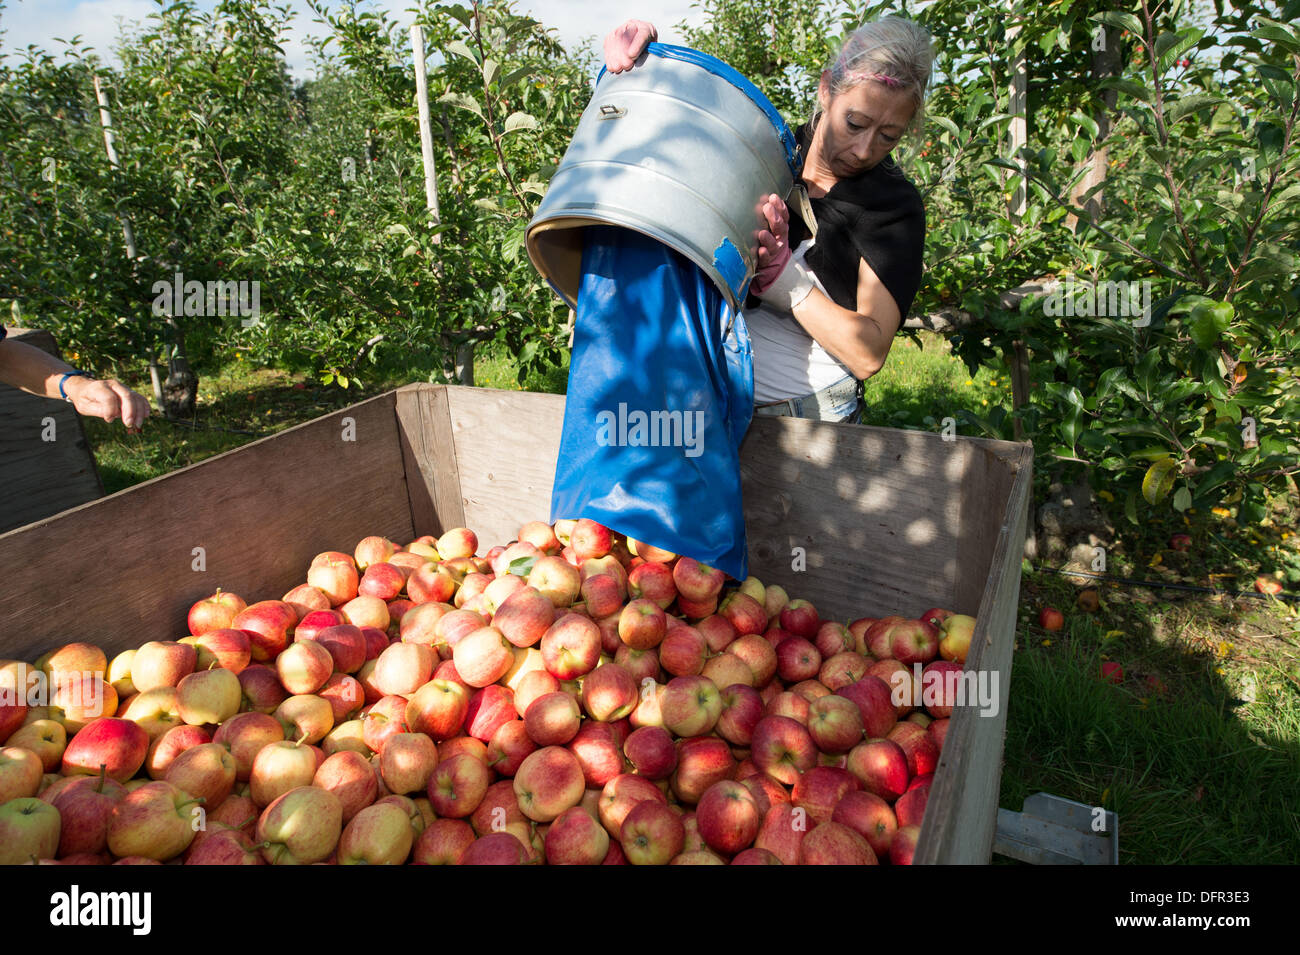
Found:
[526,43,802,314]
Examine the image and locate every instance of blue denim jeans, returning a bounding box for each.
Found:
[752,375,861,423]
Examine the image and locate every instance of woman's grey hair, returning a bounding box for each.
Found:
[812,16,933,167]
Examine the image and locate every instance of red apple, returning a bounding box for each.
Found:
[780,599,820,638]
[670,736,736,805]
[776,636,822,683]
[514,746,586,822]
[313,750,378,822]
[696,779,762,855]
[800,820,877,864]
[580,663,638,722]
[426,752,491,818]
[412,818,476,864]
[540,613,603,680]
[232,601,299,663]
[715,683,765,746]
[61,717,148,782]
[1039,607,1065,631]
[187,590,247,637]
[846,738,909,802]
[620,799,684,865]
[832,789,898,859]
[807,694,865,753]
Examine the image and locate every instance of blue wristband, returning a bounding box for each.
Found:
[59,370,91,401]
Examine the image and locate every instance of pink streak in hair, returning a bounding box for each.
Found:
[846,70,904,88]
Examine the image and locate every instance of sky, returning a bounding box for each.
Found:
[0,0,708,79]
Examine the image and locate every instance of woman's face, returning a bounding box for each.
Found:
[814,72,916,178]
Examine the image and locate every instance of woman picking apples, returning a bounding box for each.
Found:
[604,17,932,423]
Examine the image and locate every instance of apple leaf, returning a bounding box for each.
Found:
[1141,457,1178,505]
[507,555,537,577]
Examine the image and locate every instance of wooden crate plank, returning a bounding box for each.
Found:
[0,328,105,533]
[739,416,967,622]
[442,386,565,548]
[0,393,413,661]
[915,442,1034,864]
[395,384,464,539]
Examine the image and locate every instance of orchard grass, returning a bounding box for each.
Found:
[77,335,1300,864]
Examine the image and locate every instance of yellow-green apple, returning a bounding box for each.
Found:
[819,652,867,692]
[213,711,284,782]
[465,685,517,742]
[337,801,413,864]
[620,799,684,865]
[808,694,866,753]
[42,642,108,680]
[485,719,536,776]
[372,643,434,698]
[701,653,754,690]
[295,609,347,644]
[658,627,706,677]
[407,535,440,560]
[412,817,475,864]
[598,773,666,837]
[489,540,541,578]
[776,637,821,684]
[751,715,817,786]
[319,673,365,724]
[791,765,859,826]
[453,627,515,688]
[832,789,897,858]
[6,719,65,772]
[738,576,766,606]
[130,641,197,694]
[715,684,764,746]
[672,557,725,602]
[890,823,920,864]
[570,519,612,560]
[661,676,723,738]
[323,718,369,756]
[427,751,491,818]
[839,675,899,738]
[895,782,929,828]
[622,725,676,779]
[145,724,210,779]
[312,624,367,674]
[49,672,115,734]
[628,562,676,610]
[339,595,390,632]
[763,584,789,624]
[404,681,469,742]
[545,804,610,864]
[847,617,876,655]
[580,663,638,722]
[890,619,940,665]
[375,792,427,840]
[670,736,737,805]
[193,628,251,675]
[378,732,439,796]
[282,584,330,619]
[938,614,975,663]
[541,613,603,679]
[517,520,562,554]
[696,779,763,855]
[232,601,299,662]
[274,694,334,745]
[257,785,343,865]
[50,770,125,857]
[250,738,320,807]
[865,616,905,659]
[567,721,625,788]
[175,666,242,726]
[887,721,939,777]
[779,599,820,638]
[106,650,136,699]
[0,797,61,864]
[629,680,666,729]
[800,820,877,864]
[436,527,478,561]
[165,742,236,811]
[313,749,377,822]
[61,717,148,782]
[237,664,288,714]
[524,692,582,747]
[461,830,530,865]
[846,738,909,802]
[455,573,491,611]
[514,745,585,822]
[481,574,527,616]
[697,614,737,654]
[528,556,583,608]
[354,535,398,571]
[107,780,201,861]
[627,537,677,563]
[307,554,360,607]
[363,695,414,752]
[0,745,43,803]
[187,591,247,637]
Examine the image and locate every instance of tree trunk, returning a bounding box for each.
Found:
[162,322,197,419]
[1066,24,1123,232]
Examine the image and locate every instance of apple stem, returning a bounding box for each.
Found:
[96,763,108,793]
[236,814,257,830]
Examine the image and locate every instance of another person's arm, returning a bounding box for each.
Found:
[0,335,152,431]
[604,19,657,72]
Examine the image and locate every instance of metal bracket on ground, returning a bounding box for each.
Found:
[993,792,1119,864]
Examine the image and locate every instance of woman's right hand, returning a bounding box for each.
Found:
[603,19,657,73]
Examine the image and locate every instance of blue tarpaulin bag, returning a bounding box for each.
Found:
[548,225,754,580]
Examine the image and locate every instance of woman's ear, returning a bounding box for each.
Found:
[818,71,831,111]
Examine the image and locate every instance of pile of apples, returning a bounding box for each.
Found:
[0,518,975,865]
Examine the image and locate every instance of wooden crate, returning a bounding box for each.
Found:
[0,327,105,533]
[0,383,1032,864]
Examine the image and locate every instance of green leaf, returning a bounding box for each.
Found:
[1188,301,1234,349]
[1142,458,1178,504]
[503,111,538,134]
[444,39,477,63]
[1254,18,1300,54]
[1097,11,1144,36]
[1125,488,1139,524]
[1172,487,1192,511]
[1166,94,1225,124]
[508,555,538,577]
[439,90,484,121]
[1099,78,1154,103]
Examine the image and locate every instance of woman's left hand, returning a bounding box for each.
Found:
[752,194,791,294]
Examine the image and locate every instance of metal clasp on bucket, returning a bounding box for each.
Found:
[598,103,626,120]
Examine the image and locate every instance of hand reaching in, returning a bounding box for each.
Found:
[603,19,657,73]
[752,194,791,295]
